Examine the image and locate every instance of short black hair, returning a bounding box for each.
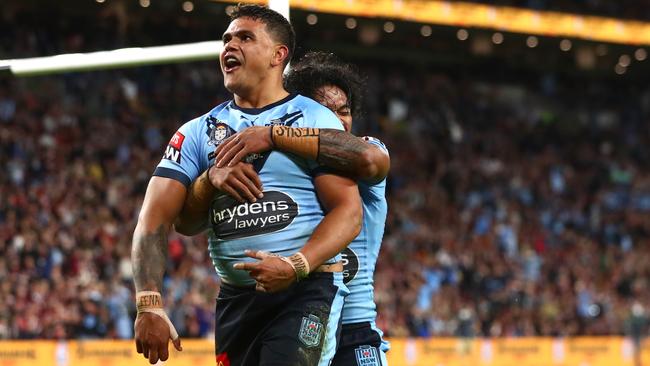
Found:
[229,4,296,66]
[285,52,364,119]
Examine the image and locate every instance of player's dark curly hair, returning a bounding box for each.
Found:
[229,4,296,66]
[285,52,364,119]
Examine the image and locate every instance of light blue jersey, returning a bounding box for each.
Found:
[154,94,345,286]
[339,136,390,359]
[341,136,388,325]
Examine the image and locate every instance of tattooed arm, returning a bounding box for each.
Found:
[132,176,186,364]
[174,169,214,236]
[132,176,186,292]
[215,126,390,184]
[316,129,390,183]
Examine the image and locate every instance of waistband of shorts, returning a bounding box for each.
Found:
[219,262,342,291]
[220,281,256,292]
[341,321,372,332]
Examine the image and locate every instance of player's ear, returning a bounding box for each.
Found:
[271,44,289,67]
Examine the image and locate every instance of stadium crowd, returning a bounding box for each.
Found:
[2,2,650,341]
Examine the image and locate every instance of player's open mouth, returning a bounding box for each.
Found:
[223,55,241,73]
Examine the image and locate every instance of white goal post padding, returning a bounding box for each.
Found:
[1,41,224,77]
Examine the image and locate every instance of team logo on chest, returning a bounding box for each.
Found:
[298,314,323,348]
[355,346,380,366]
[206,116,235,147]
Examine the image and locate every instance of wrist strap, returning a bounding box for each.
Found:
[135,291,179,340]
[288,252,310,281]
[136,291,163,312]
[271,125,320,161]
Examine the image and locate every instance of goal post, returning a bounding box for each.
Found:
[1,41,224,77]
[0,0,289,77]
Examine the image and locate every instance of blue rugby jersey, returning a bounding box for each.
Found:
[154,94,345,286]
[341,136,388,326]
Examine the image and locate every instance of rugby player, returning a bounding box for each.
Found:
[131,5,361,365]
[195,52,391,365]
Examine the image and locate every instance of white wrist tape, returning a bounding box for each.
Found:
[286,252,310,281]
[263,251,310,281]
[136,291,179,340]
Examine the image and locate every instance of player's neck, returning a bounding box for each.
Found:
[234,78,289,110]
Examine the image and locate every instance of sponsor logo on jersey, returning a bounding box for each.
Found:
[169,131,185,149]
[298,314,323,348]
[210,191,298,240]
[355,346,380,366]
[342,247,359,284]
[163,131,185,163]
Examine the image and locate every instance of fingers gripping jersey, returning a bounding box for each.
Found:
[341,136,388,326]
[154,94,345,286]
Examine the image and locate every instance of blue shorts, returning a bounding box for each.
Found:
[331,322,388,366]
[214,272,347,366]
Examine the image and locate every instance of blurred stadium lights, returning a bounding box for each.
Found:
[619,54,632,67]
[359,24,381,45]
[307,13,318,25]
[635,48,647,61]
[213,0,650,46]
[4,0,648,77]
[492,32,504,45]
[575,46,597,69]
[182,1,194,12]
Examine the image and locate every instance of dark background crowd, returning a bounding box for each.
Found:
[2,0,650,340]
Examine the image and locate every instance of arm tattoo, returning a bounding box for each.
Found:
[317,129,369,172]
[175,169,214,233]
[132,224,168,292]
[187,169,214,208]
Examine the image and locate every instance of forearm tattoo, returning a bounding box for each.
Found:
[317,129,369,172]
[271,125,320,161]
[132,224,168,292]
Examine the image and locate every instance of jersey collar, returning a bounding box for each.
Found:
[229,93,298,115]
